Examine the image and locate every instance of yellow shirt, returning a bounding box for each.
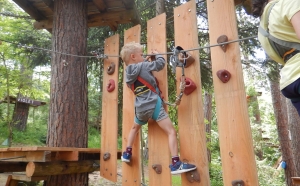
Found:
[258,0,300,89]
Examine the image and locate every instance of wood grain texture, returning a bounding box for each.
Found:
[122,25,141,186]
[174,1,210,185]
[100,34,120,182]
[147,13,172,186]
[206,0,259,185]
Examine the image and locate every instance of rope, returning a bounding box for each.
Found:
[0,35,257,59]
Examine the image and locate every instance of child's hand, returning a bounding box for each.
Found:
[149,49,159,61]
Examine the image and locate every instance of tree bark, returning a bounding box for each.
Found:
[286,99,300,176]
[269,78,297,186]
[204,92,212,163]
[46,0,88,185]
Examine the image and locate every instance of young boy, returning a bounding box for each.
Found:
[120,42,196,174]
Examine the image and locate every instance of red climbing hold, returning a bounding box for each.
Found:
[184,77,197,95]
[217,69,231,83]
[107,79,115,92]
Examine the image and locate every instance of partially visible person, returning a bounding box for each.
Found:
[253,0,300,115]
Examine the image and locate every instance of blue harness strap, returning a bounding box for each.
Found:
[135,88,162,125]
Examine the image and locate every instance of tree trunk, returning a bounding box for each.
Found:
[46,0,88,185]
[156,0,165,15]
[204,91,212,163]
[286,99,300,176]
[269,78,297,186]
[249,94,264,160]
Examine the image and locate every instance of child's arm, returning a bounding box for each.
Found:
[144,50,165,72]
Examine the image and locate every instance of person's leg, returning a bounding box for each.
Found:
[156,117,178,157]
[127,123,141,147]
[122,123,141,162]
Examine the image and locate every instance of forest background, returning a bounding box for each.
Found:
[0,0,299,185]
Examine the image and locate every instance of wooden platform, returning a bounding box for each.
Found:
[292,177,300,185]
[0,147,121,185]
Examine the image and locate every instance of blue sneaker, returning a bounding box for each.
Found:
[121,152,131,162]
[169,161,197,175]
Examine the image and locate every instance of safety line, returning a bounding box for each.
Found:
[0,35,257,59]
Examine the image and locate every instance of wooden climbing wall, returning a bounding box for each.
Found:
[100,34,119,182]
[147,13,172,186]
[174,1,210,185]
[122,25,142,186]
[206,0,259,185]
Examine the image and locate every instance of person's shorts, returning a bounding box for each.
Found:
[281,77,300,115]
[134,103,168,125]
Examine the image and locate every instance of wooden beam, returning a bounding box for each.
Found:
[34,9,138,30]
[0,162,27,172]
[5,175,18,186]
[100,34,119,182]
[92,0,107,12]
[26,160,100,177]
[12,0,46,21]
[0,151,51,162]
[206,0,259,185]
[122,24,141,186]
[174,1,210,185]
[147,13,171,186]
[292,177,300,185]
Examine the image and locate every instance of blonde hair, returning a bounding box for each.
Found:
[120,42,143,65]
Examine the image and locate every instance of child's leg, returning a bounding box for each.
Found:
[122,123,141,162]
[156,117,178,157]
[126,123,141,147]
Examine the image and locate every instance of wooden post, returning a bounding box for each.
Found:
[174,1,210,185]
[122,25,141,186]
[206,0,259,185]
[147,13,171,186]
[26,160,100,177]
[100,34,119,182]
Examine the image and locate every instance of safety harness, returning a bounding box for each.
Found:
[128,76,163,124]
[258,2,300,63]
[128,46,190,124]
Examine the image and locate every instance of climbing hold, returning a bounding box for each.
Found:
[186,169,201,183]
[281,161,287,169]
[217,69,231,83]
[152,164,162,174]
[217,35,229,52]
[184,77,197,95]
[177,46,195,68]
[107,79,115,92]
[107,62,115,75]
[103,152,111,161]
[232,180,245,186]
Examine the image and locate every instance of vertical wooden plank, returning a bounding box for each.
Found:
[206,0,259,185]
[100,34,120,182]
[122,25,141,186]
[147,13,172,186]
[174,1,210,186]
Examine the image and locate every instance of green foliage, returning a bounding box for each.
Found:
[88,126,100,148]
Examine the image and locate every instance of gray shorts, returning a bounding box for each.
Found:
[135,104,168,125]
